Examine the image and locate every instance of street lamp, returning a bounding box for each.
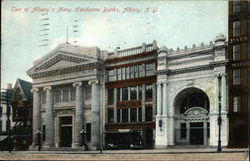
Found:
[35,130,42,151]
[217,74,222,152]
[80,129,88,151]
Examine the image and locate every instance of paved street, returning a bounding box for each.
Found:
[0,148,248,161]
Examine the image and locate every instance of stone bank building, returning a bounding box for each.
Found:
[28,34,229,150]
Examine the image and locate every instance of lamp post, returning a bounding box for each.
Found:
[35,130,42,151]
[217,74,222,152]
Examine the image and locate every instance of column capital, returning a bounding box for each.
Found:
[73,82,82,87]
[162,81,169,85]
[31,87,39,93]
[43,86,52,91]
[88,80,99,85]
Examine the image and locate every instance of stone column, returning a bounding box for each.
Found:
[72,82,83,148]
[44,86,54,148]
[221,74,227,112]
[89,80,100,150]
[157,82,162,116]
[214,75,219,112]
[204,122,208,145]
[162,82,167,116]
[31,87,41,148]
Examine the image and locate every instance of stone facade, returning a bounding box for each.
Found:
[27,43,105,150]
[155,34,228,148]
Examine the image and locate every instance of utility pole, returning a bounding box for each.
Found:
[217,74,222,152]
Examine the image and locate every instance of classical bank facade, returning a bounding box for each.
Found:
[28,34,228,150]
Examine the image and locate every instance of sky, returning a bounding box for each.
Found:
[1,0,228,88]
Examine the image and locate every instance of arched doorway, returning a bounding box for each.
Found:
[174,87,210,145]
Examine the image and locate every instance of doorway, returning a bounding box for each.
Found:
[190,122,204,145]
[59,116,72,147]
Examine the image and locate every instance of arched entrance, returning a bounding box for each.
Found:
[174,87,210,145]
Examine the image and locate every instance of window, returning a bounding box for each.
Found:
[233,21,241,37]
[139,64,144,77]
[126,67,130,79]
[0,106,2,117]
[130,108,137,122]
[122,87,128,101]
[134,65,139,78]
[117,68,122,80]
[122,109,128,122]
[130,66,134,79]
[54,90,61,103]
[233,45,240,61]
[248,20,250,34]
[145,63,155,76]
[62,88,69,102]
[85,86,91,100]
[145,107,152,122]
[233,69,241,85]
[232,1,240,12]
[108,108,114,123]
[70,88,75,101]
[41,92,46,104]
[117,109,121,123]
[233,96,241,112]
[108,69,116,82]
[138,108,142,122]
[138,86,142,100]
[146,85,153,99]
[117,88,121,102]
[122,67,126,80]
[207,123,210,138]
[248,43,250,59]
[108,89,114,104]
[181,123,187,139]
[86,123,91,141]
[248,66,250,85]
[0,121,2,132]
[130,86,137,100]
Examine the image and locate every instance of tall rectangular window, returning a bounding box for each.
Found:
[107,108,114,123]
[0,107,2,117]
[248,20,250,34]
[146,85,153,99]
[122,67,126,80]
[108,69,116,82]
[117,88,121,102]
[130,108,137,122]
[233,45,240,61]
[70,88,75,101]
[146,63,155,76]
[130,66,134,79]
[108,89,114,104]
[54,90,61,103]
[42,125,46,141]
[248,43,250,59]
[248,66,250,86]
[139,64,144,77]
[233,96,241,112]
[138,108,142,122]
[85,86,91,100]
[232,1,240,12]
[138,86,142,100]
[233,21,241,37]
[134,65,139,78]
[122,87,128,101]
[122,109,128,122]
[117,109,121,123]
[126,67,130,79]
[0,121,2,132]
[86,123,91,141]
[62,88,69,102]
[130,86,137,100]
[145,107,152,121]
[117,68,122,80]
[41,92,46,104]
[233,69,241,85]
[181,123,187,139]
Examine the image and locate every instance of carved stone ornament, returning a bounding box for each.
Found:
[184,107,208,121]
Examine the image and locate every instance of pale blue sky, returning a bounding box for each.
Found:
[1,0,228,87]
